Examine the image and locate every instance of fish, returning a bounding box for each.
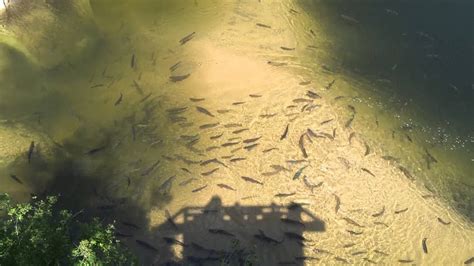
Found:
[254,230,282,244]
[381,155,400,163]
[192,185,208,193]
[241,176,263,185]
[263,148,278,153]
[232,128,249,134]
[131,54,136,69]
[394,208,408,214]
[465,257,474,264]
[281,218,305,227]
[334,194,341,213]
[275,192,296,198]
[190,97,205,102]
[163,237,187,247]
[136,240,158,252]
[332,128,337,138]
[244,143,259,150]
[346,230,363,236]
[372,206,385,217]
[340,14,359,24]
[179,32,195,45]
[398,259,414,263]
[224,123,242,128]
[196,106,214,117]
[141,160,160,176]
[406,134,412,142]
[132,80,144,95]
[363,258,377,264]
[271,165,290,172]
[287,159,307,164]
[342,217,365,228]
[122,221,140,229]
[374,250,389,256]
[217,183,236,191]
[280,124,290,140]
[217,109,231,114]
[9,174,23,185]
[243,136,261,143]
[299,81,311,85]
[170,74,191,82]
[363,142,370,156]
[169,61,181,71]
[307,90,321,99]
[348,132,356,144]
[351,251,367,256]
[268,61,287,67]
[222,141,240,147]
[320,119,333,125]
[303,177,323,192]
[209,229,235,237]
[114,93,123,106]
[210,133,224,140]
[85,145,107,155]
[202,168,219,176]
[90,83,104,89]
[232,101,245,105]
[299,134,308,158]
[230,157,246,162]
[345,115,355,128]
[167,106,188,114]
[280,46,295,51]
[140,92,152,103]
[260,113,277,118]
[293,98,313,103]
[158,176,175,194]
[200,158,227,167]
[199,122,220,129]
[249,94,262,98]
[115,232,133,238]
[27,141,35,163]
[205,146,220,152]
[399,166,414,180]
[422,238,428,253]
[256,23,271,28]
[437,217,451,225]
[361,168,375,177]
[343,243,356,248]
[292,166,308,180]
[165,209,178,230]
[374,221,389,227]
[325,79,336,90]
[335,257,349,264]
[285,232,306,241]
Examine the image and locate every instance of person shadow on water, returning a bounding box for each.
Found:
[143,196,325,266]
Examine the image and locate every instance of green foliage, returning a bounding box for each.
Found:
[0,193,137,266]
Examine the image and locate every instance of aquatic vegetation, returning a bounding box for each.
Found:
[0,194,136,265]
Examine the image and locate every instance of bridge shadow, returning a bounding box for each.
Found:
[138,196,325,265]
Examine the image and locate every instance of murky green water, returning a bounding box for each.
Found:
[0,0,472,265]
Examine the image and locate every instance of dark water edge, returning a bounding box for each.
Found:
[298,0,473,220]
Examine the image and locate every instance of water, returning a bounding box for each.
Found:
[0,0,472,265]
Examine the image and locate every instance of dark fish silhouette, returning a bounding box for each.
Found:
[243,137,261,143]
[372,206,385,217]
[307,90,321,99]
[192,185,208,193]
[222,141,240,147]
[130,54,136,69]
[249,94,262,98]
[364,142,370,156]
[9,174,23,185]
[394,208,408,214]
[141,160,160,176]
[343,243,356,248]
[132,80,144,95]
[115,232,133,238]
[217,183,236,191]
[361,168,375,177]
[335,257,349,264]
[398,259,414,263]
[374,221,389,227]
[179,32,195,45]
[422,238,428,253]
[268,61,287,67]
[241,176,263,185]
[254,230,282,244]
[136,240,158,252]
[170,74,190,82]
[399,166,414,180]
[199,122,220,129]
[465,257,474,264]
[230,157,246,162]
[190,97,205,102]
[280,124,290,140]
[27,141,35,163]
[210,133,224,140]
[346,230,363,236]
[348,132,356,144]
[165,209,178,230]
[303,177,323,192]
[437,217,451,225]
[292,166,308,180]
[381,155,400,163]
[232,101,245,105]
[256,23,271,28]
[85,145,107,155]
[200,158,226,167]
[114,93,123,106]
[334,194,341,213]
[217,109,231,113]
[299,81,311,85]
[351,251,367,256]
[244,143,259,151]
[202,168,219,176]
[122,221,140,229]
[196,106,214,117]
[275,192,296,198]
[263,148,278,153]
[325,79,336,90]
[209,229,235,237]
[224,123,242,128]
[342,217,365,228]
[163,237,187,247]
[320,119,333,125]
[169,61,181,71]
[232,128,249,134]
[280,46,295,51]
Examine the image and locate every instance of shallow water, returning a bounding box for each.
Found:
[0,0,472,265]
